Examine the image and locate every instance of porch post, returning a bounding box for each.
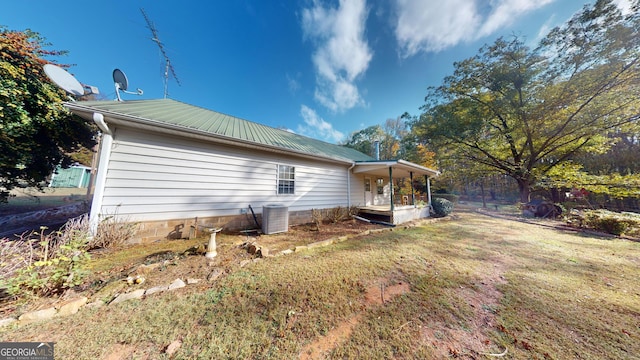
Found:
[410,171,415,207]
[389,167,394,212]
[425,175,432,210]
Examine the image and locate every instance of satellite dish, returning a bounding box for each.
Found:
[113,68,143,101]
[43,64,84,97]
[113,68,128,91]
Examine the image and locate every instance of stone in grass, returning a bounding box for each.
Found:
[145,285,168,295]
[168,278,186,291]
[257,247,269,257]
[56,297,88,317]
[85,300,105,309]
[165,339,182,356]
[207,268,223,282]
[0,317,17,328]
[186,278,201,285]
[18,307,57,325]
[110,289,146,305]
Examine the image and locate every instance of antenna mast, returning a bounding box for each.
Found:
[140,8,180,99]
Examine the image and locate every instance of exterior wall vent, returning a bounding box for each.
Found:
[262,204,289,234]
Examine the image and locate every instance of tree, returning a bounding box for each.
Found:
[412,0,640,202]
[342,125,384,158]
[0,28,95,202]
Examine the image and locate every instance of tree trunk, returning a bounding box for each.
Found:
[517,179,531,203]
[480,182,487,208]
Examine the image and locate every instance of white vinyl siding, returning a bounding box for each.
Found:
[98,128,355,222]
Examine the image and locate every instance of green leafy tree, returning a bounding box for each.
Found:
[0,28,95,201]
[412,0,640,203]
[342,124,385,158]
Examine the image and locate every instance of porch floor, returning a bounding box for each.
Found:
[357,204,420,224]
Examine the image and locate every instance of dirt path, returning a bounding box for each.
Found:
[299,276,411,360]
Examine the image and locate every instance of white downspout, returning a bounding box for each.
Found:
[90,113,112,235]
[347,163,356,207]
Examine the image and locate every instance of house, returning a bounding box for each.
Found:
[66,99,439,242]
[49,164,91,188]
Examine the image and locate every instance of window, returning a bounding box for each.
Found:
[364,178,371,192]
[376,178,384,194]
[277,165,295,194]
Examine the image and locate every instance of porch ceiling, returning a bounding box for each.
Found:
[353,160,439,178]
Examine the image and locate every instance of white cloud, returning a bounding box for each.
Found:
[298,105,345,143]
[478,0,555,37]
[286,73,300,94]
[394,0,481,56]
[394,0,555,57]
[302,0,372,112]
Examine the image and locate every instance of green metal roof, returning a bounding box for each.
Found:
[67,99,374,163]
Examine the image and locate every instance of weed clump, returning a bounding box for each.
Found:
[0,214,138,298]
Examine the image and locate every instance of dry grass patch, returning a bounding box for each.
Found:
[1,210,638,359]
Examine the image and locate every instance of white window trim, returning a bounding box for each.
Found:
[277,164,295,195]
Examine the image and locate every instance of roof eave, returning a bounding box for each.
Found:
[66,102,355,166]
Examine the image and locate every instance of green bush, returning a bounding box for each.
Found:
[431,198,454,217]
[433,194,459,204]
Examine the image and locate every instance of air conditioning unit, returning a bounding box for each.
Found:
[262,204,289,234]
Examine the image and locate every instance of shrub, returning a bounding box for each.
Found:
[1,223,91,298]
[566,209,640,236]
[326,206,346,223]
[431,198,454,217]
[311,208,323,230]
[90,214,138,249]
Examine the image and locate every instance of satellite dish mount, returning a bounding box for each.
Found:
[113,68,143,101]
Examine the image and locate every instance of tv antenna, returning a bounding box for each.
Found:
[43,64,99,101]
[113,68,143,101]
[140,8,180,99]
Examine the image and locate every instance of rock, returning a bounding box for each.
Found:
[247,243,259,255]
[186,278,201,285]
[56,297,88,317]
[126,275,146,285]
[257,247,269,257]
[110,289,146,305]
[294,245,308,252]
[132,263,162,275]
[307,239,333,249]
[168,279,186,291]
[85,300,105,309]
[0,317,17,328]
[239,260,251,268]
[165,339,182,357]
[145,285,168,295]
[207,268,223,282]
[280,249,294,255]
[18,307,57,325]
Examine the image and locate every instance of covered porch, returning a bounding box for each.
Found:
[352,160,439,225]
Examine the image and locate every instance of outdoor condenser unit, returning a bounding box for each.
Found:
[262,204,289,234]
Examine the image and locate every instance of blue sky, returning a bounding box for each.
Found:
[2,0,633,143]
